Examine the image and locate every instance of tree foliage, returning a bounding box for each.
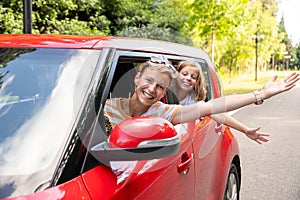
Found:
[184,0,289,74]
[0,0,110,35]
[0,0,297,73]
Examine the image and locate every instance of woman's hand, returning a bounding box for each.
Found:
[245,127,269,144]
[261,72,299,100]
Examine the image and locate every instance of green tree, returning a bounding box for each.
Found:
[252,0,284,71]
[185,0,284,76]
[1,0,290,75]
[112,0,191,45]
[276,16,292,70]
[0,0,189,44]
[184,0,249,64]
[0,0,111,35]
[295,44,300,68]
[0,1,23,33]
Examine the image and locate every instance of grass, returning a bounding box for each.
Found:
[219,71,292,95]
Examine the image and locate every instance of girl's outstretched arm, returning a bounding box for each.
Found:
[171,72,299,124]
[211,114,269,144]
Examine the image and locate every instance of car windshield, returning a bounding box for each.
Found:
[0,48,100,196]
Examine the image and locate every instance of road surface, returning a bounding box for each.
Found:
[230,84,300,200]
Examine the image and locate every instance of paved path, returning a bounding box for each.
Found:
[230,83,300,200]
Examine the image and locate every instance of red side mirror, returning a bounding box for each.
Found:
[108,116,177,148]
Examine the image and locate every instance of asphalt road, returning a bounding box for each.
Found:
[230,83,300,200]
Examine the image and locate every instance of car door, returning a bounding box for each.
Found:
[82,125,195,200]
[191,60,226,198]
[109,123,195,200]
[100,52,196,200]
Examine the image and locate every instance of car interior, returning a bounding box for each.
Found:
[108,55,212,105]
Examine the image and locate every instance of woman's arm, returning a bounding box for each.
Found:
[211,113,269,144]
[172,72,299,124]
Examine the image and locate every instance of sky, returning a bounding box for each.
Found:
[277,0,300,45]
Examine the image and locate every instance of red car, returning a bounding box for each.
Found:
[0,34,241,200]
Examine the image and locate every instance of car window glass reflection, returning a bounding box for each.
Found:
[0,49,99,177]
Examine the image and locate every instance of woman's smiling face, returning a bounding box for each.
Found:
[176,66,199,93]
[134,67,171,107]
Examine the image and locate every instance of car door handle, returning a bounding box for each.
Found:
[177,152,193,174]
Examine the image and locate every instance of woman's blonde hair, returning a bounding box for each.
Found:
[177,60,207,101]
[139,59,178,81]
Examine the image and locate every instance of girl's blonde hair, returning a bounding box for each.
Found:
[177,60,207,101]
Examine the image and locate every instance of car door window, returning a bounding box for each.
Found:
[109,59,137,99]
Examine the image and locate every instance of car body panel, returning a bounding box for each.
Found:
[0,34,214,67]
[0,34,106,48]
[2,176,91,200]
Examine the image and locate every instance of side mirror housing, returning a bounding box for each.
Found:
[91,116,180,161]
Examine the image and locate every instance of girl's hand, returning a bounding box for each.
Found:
[262,72,299,99]
[245,127,269,144]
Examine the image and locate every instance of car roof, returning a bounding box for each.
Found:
[0,34,213,66]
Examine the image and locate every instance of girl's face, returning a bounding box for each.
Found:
[134,67,171,106]
[176,66,199,93]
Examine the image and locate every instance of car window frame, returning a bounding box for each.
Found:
[88,51,216,159]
